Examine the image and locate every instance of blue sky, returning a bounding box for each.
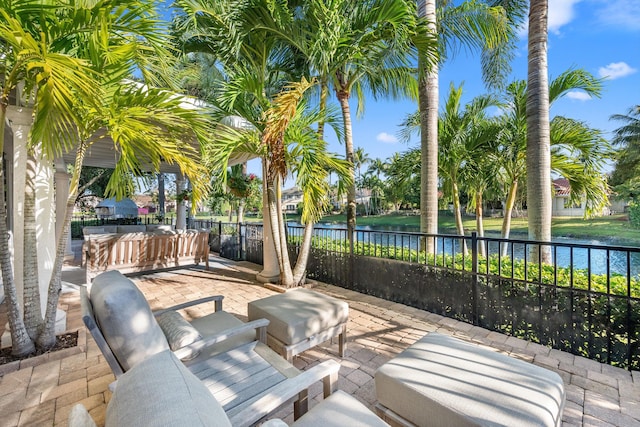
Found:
[214,1,640,179]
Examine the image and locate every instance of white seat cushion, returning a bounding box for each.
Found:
[375,332,565,427]
[291,390,389,427]
[248,289,348,345]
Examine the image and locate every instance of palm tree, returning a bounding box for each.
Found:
[175,0,353,287]
[0,2,99,355]
[526,0,551,262]
[385,151,420,212]
[416,0,526,251]
[366,158,388,213]
[437,84,499,248]
[401,83,501,253]
[354,147,371,214]
[1,0,210,354]
[610,105,640,197]
[495,71,606,250]
[294,0,427,245]
[212,79,351,287]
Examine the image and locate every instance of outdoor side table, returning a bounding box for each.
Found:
[248,289,349,362]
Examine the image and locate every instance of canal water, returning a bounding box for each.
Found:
[301,222,640,277]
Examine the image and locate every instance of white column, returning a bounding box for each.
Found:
[175,174,187,230]
[257,159,279,283]
[6,107,56,311]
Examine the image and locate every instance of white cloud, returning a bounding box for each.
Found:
[376,132,398,144]
[517,0,581,38]
[548,0,582,34]
[596,0,640,31]
[598,62,637,80]
[566,91,592,101]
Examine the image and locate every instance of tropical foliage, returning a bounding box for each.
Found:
[610,105,640,200]
[0,0,210,355]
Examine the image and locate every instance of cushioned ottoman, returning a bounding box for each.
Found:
[375,332,565,427]
[248,289,349,361]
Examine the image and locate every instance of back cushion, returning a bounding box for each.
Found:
[90,270,169,371]
[117,225,147,233]
[106,350,232,427]
[146,224,174,232]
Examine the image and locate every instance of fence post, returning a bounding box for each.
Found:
[471,232,478,325]
[237,222,243,260]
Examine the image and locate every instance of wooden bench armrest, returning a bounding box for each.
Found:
[226,359,341,426]
[153,295,224,316]
[172,319,270,360]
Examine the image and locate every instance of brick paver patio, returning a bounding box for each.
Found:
[1,254,639,426]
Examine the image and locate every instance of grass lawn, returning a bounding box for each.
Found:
[197,211,640,246]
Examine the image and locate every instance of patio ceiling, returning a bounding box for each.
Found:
[59,117,258,174]
[60,133,257,174]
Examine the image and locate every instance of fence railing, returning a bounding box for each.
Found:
[209,221,640,370]
[70,215,175,239]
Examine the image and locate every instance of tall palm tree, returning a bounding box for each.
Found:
[305,0,424,244]
[495,71,606,249]
[417,0,526,251]
[0,2,98,355]
[526,0,551,261]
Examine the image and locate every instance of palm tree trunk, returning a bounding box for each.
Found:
[37,141,86,348]
[526,0,552,263]
[336,86,356,251]
[0,103,35,356]
[292,221,315,286]
[452,182,468,255]
[475,191,486,257]
[237,201,245,224]
[418,0,439,255]
[266,177,294,286]
[23,154,42,340]
[501,181,518,256]
[237,162,248,223]
[317,79,328,140]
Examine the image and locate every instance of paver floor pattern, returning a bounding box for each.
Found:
[0,257,639,426]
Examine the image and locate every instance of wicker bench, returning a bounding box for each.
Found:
[375,332,565,427]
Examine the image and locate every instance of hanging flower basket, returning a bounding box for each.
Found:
[175,189,192,202]
[228,173,257,198]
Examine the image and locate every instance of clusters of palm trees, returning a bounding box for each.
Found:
[353,71,611,250]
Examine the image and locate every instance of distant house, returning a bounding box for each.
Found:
[281,186,373,213]
[552,178,624,217]
[282,187,303,213]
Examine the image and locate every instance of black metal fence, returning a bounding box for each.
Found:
[70,215,175,238]
[213,222,640,370]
